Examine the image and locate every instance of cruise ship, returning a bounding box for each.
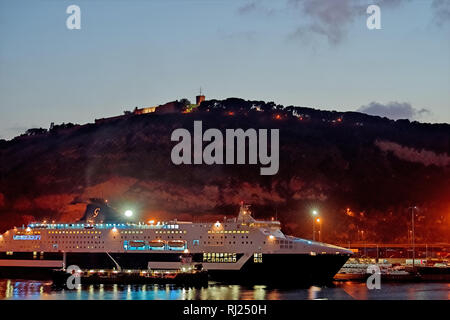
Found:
[0,201,352,284]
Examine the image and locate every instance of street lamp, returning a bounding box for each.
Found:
[408,206,418,269]
[316,218,322,242]
[124,210,133,218]
[312,210,318,241]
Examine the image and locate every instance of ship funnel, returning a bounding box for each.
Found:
[237,202,255,223]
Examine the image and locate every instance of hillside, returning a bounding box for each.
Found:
[0,98,449,243]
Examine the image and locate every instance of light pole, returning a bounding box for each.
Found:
[312,210,318,241]
[409,206,417,269]
[316,218,322,242]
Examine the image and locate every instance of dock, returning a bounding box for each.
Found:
[51,269,209,287]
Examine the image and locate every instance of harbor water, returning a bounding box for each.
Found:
[0,279,448,300]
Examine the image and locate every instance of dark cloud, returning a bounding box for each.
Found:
[357,101,430,120]
[431,0,450,27]
[288,0,408,45]
[237,1,276,16]
[238,1,446,45]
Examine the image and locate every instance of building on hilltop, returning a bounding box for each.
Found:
[196,87,205,105]
[196,94,205,105]
[133,106,158,115]
[96,91,207,123]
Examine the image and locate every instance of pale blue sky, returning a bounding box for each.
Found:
[0,0,449,139]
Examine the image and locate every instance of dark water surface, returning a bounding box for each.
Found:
[0,279,448,300]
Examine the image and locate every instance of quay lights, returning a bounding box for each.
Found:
[112,226,118,233]
[148,220,155,224]
[124,210,133,218]
[25,227,32,232]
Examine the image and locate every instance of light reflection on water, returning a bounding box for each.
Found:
[0,279,448,300]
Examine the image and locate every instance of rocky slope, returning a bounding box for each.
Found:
[0,98,449,243]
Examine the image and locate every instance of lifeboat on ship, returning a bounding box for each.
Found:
[168,240,186,249]
[129,241,145,248]
[149,240,165,248]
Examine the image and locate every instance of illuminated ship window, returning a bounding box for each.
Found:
[13,235,41,240]
[203,252,237,263]
[253,253,263,263]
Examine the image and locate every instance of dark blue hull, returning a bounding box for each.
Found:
[0,251,350,285]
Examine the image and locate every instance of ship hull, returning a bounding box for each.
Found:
[0,251,350,285]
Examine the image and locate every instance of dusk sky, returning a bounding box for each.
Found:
[0,0,449,139]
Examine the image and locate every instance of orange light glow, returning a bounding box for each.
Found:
[269,235,275,240]
[275,114,282,120]
[228,111,234,116]
[148,220,155,224]
[316,218,321,223]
